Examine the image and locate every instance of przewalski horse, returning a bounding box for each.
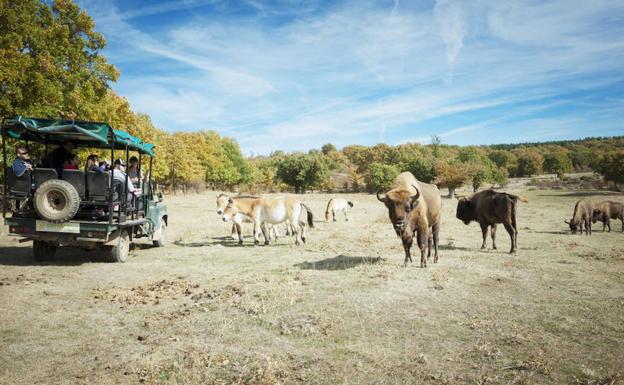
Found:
[325,198,354,222]
[216,193,277,244]
[377,172,442,267]
[592,200,624,232]
[456,189,528,253]
[565,199,593,235]
[221,196,314,245]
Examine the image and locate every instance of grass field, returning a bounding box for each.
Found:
[1,187,623,385]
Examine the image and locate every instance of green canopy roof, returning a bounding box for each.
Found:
[1,116,156,156]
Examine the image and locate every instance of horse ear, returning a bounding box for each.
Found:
[228,198,234,204]
[376,192,386,202]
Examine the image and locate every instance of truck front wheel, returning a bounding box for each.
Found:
[33,241,57,262]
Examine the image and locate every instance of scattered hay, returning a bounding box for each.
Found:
[93,279,200,305]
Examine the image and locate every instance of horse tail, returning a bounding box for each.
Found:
[301,203,314,228]
[325,198,333,215]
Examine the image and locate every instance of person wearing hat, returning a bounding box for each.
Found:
[113,159,140,205]
[12,146,33,177]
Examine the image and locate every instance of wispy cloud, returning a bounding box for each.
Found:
[79,0,624,154]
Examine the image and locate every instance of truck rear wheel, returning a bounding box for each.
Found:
[33,241,57,262]
[34,179,80,223]
[152,221,167,247]
[107,230,130,263]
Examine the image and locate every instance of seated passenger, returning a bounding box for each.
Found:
[113,159,141,205]
[85,155,106,173]
[63,154,79,170]
[12,146,33,177]
[44,140,74,176]
[127,156,144,188]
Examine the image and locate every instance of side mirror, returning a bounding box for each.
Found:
[157,192,163,202]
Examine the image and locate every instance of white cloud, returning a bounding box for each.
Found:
[79,0,624,154]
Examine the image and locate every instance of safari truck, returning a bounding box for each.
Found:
[2,117,167,262]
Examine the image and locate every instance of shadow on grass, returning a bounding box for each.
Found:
[0,246,110,266]
[539,191,623,198]
[173,237,288,248]
[437,244,473,251]
[295,255,382,270]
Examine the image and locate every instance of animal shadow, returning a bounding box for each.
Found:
[295,255,382,271]
[174,236,286,248]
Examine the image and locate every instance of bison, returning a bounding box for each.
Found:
[591,201,624,232]
[456,189,528,253]
[565,199,593,235]
[377,172,442,267]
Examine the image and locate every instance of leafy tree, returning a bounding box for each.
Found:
[321,143,337,155]
[435,160,473,198]
[543,151,573,179]
[0,0,118,119]
[365,162,399,192]
[594,151,624,191]
[403,157,436,183]
[276,152,330,193]
[514,148,544,176]
[488,150,517,174]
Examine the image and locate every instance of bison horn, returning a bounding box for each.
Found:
[410,185,420,203]
[376,192,386,202]
[564,220,570,224]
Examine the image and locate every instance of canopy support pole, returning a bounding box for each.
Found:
[2,117,7,219]
[108,141,114,225]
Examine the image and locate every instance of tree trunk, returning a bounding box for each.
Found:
[448,188,456,199]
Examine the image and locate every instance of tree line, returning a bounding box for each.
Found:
[1,1,622,194]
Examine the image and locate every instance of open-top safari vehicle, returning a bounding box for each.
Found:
[2,116,167,262]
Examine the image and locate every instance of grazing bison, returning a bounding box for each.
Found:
[592,201,624,232]
[377,172,442,267]
[456,189,528,253]
[325,198,354,222]
[565,200,593,235]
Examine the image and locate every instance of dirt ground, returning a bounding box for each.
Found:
[1,187,623,385]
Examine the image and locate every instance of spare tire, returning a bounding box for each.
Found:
[34,179,80,223]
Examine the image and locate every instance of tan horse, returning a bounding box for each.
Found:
[216,194,277,244]
[221,196,313,245]
[325,198,354,222]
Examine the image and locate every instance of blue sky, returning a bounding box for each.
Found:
[77,0,624,155]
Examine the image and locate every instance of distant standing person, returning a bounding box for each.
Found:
[12,146,33,177]
[127,156,143,188]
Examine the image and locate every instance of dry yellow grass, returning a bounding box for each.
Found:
[0,187,623,384]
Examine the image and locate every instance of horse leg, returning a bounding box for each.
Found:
[253,220,261,245]
[432,223,440,263]
[235,222,243,245]
[299,221,307,243]
[260,223,271,245]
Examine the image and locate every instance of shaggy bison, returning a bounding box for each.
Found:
[456,189,528,253]
[377,172,442,267]
[592,201,624,232]
[565,199,593,235]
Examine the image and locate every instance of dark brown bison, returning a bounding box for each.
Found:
[591,201,624,232]
[565,200,593,235]
[456,189,528,253]
[377,172,442,267]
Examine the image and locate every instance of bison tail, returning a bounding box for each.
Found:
[348,201,354,207]
[302,203,314,228]
[325,199,333,216]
